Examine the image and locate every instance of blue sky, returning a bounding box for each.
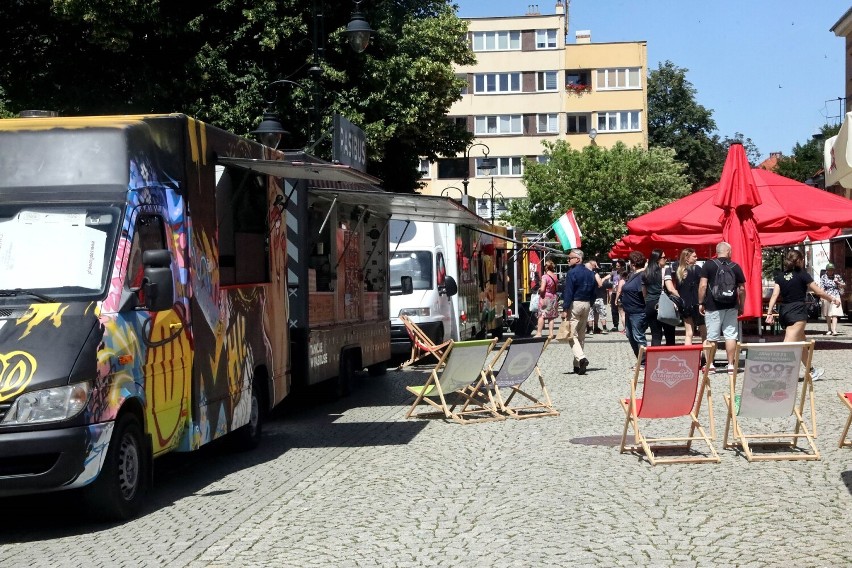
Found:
[454,0,850,163]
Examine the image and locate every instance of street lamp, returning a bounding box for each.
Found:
[251,1,373,149]
[461,141,494,196]
[441,186,464,199]
[479,177,506,224]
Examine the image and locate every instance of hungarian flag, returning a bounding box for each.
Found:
[551,210,582,250]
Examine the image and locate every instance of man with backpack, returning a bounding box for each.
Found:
[697,241,746,374]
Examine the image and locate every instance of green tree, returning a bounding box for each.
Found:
[774,123,840,183]
[647,61,726,190]
[0,0,473,192]
[502,141,691,259]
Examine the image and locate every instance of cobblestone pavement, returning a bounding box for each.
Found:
[2,323,852,567]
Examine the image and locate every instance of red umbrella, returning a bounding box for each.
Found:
[626,169,852,238]
[714,143,762,319]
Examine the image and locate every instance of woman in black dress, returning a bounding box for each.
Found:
[642,249,678,346]
[675,248,705,346]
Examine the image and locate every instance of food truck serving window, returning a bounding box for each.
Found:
[0,203,121,300]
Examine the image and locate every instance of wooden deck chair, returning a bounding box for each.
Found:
[397,314,451,369]
[404,338,503,424]
[485,336,558,419]
[837,391,852,448]
[620,344,719,465]
[723,340,820,462]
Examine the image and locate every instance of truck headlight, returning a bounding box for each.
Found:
[2,382,91,425]
[399,307,430,317]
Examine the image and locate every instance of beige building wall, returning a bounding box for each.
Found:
[420,3,648,223]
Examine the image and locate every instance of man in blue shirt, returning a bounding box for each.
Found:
[561,248,597,374]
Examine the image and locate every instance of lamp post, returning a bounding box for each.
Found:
[441,186,464,200]
[461,141,494,196]
[588,128,598,146]
[251,1,373,150]
[478,177,506,224]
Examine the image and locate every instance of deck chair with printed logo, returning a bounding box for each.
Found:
[836,391,852,448]
[397,314,451,369]
[404,338,503,424]
[620,344,719,465]
[723,341,819,461]
[484,336,558,419]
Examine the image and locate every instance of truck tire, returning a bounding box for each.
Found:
[233,378,264,451]
[83,412,148,521]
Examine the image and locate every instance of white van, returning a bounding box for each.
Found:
[389,221,459,358]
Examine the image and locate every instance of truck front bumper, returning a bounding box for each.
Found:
[0,425,90,496]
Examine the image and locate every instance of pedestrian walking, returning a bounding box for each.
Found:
[643,249,677,346]
[675,248,706,347]
[620,251,648,367]
[560,248,596,374]
[766,250,840,379]
[534,260,559,339]
[698,241,746,374]
[610,259,625,331]
[820,262,845,336]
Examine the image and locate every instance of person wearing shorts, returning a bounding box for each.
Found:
[698,242,746,374]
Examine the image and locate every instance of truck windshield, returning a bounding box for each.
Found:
[0,204,121,301]
[390,251,433,291]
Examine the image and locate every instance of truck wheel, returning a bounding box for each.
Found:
[83,413,148,521]
[335,354,356,398]
[233,379,263,450]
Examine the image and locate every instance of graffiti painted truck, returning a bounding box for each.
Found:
[0,113,393,520]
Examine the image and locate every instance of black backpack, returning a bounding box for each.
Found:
[710,259,738,303]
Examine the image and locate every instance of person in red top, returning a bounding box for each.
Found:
[534,260,559,339]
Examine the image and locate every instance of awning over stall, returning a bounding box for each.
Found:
[217,156,383,185]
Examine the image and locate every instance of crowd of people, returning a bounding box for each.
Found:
[531,241,846,378]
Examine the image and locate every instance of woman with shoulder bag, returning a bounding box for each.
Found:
[675,248,706,346]
[534,260,559,339]
[642,249,678,346]
[620,251,649,366]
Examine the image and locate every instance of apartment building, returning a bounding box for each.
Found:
[420,2,648,223]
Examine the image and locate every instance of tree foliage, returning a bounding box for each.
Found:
[502,141,691,259]
[0,0,473,191]
[774,123,840,183]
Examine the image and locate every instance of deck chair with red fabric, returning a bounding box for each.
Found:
[485,336,558,419]
[723,341,819,462]
[620,344,719,465]
[837,391,852,448]
[397,314,451,369]
[404,338,503,424]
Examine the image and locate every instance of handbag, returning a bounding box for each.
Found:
[657,291,681,327]
[529,292,540,313]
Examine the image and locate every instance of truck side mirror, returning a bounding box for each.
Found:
[442,275,458,297]
[141,249,175,311]
[400,275,413,295]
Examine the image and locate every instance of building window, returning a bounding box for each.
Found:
[597,111,641,132]
[476,156,523,177]
[475,115,523,135]
[537,155,551,164]
[566,70,592,89]
[596,67,642,90]
[536,71,558,92]
[419,159,431,178]
[566,113,590,134]
[472,30,521,52]
[437,158,467,179]
[535,29,557,49]
[537,113,559,133]
[456,73,468,95]
[474,73,522,94]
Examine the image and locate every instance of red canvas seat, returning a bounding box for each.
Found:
[619,344,718,465]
